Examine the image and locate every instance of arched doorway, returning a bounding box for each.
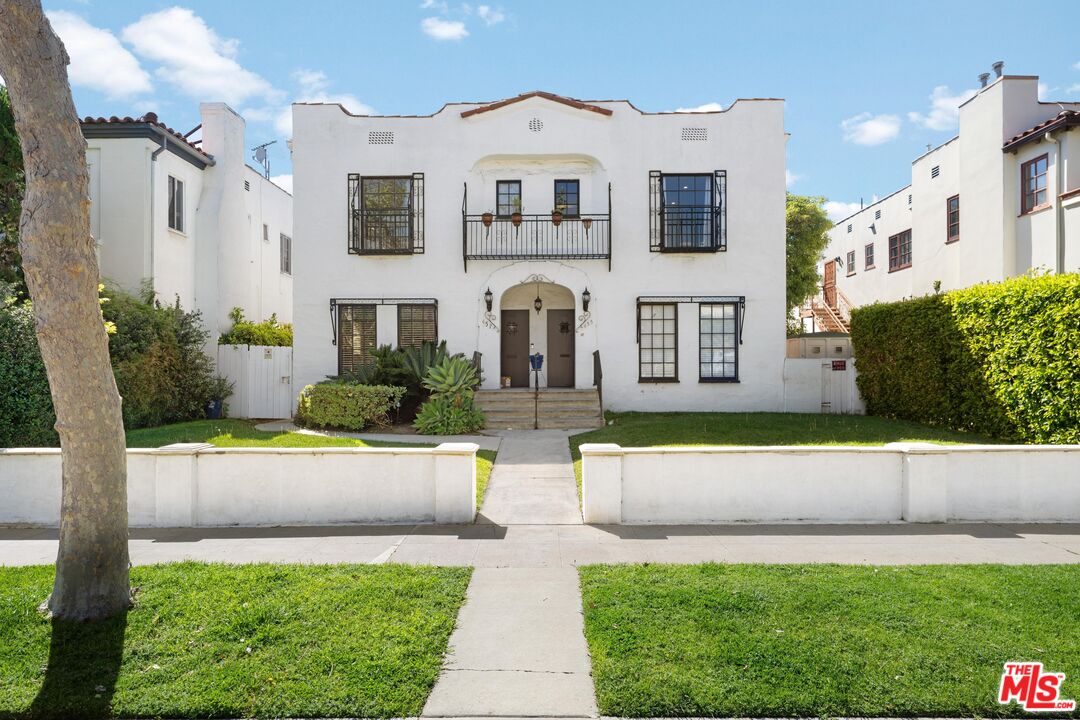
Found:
[499,282,575,388]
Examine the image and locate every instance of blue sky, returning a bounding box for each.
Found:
[33,0,1080,220]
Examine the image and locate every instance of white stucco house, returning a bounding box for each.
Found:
[291,91,787,415]
[82,102,293,336]
[810,68,1080,330]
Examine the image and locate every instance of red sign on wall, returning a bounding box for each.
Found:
[832,360,847,371]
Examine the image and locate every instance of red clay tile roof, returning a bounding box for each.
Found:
[1003,110,1080,151]
[80,112,211,161]
[460,91,614,118]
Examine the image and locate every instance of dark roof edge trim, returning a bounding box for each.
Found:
[81,124,213,169]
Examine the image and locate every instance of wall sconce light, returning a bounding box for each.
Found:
[533,282,542,314]
[484,287,493,312]
[582,287,591,312]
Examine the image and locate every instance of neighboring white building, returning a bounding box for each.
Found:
[291,91,787,412]
[82,102,293,336]
[814,69,1080,327]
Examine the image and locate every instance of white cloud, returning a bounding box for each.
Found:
[674,102,724,113]
[420,0,450,11]
[1075,60,1080,70]
[1038,83,1053,101]
[421,16,468,40]
[476,5,505,25]
[1070,83,1080,95]
[274,68,374,136]
[907,85,977,132]
[270,174,292,193]
[824,201,863,223]
[121,7,280,106]
[46,11,151,99]
[840,112,901,145]
[786,170,800,188]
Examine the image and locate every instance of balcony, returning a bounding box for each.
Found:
[462,184,611,270]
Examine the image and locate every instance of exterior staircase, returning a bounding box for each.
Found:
[476,388,604,430]
[802,298,851,333]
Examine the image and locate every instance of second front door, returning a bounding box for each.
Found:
[546,309,575,388]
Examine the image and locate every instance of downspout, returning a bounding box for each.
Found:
[1044,130,1065,273]
[149,134,168,291]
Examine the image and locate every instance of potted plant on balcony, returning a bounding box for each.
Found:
[511,211,522,228]
[551,208,563,227]
[481,211,493,228]
[581,217,593,234]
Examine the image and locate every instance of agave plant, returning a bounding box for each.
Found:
[422,356,479,401]
[402,340,452,385]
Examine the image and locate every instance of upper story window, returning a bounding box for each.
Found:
[888,229,912,272]
[649,170,726,252]
[554,179,579,217]
[846,250,856,276]
[348,173,425,255]
[167,175,184,233]
[946,195,960,243]
[865,243,875,269]
[280,233,292,275]
[496,180,522,217]
[1021,154,1049,214]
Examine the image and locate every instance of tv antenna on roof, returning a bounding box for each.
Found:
[252,140,276,179]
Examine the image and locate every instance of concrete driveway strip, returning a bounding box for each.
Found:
[422,567,598,718]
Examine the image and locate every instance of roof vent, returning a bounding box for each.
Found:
[244,180,250,191]
[681,127,708,141]
[931,165,940,179]
[368,131,394,145]
[875,209,881,220]
[979,72,990,88]
[528,117,543,132]
[993,60,1004,78]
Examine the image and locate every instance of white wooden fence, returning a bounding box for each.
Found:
[217,345,293,419]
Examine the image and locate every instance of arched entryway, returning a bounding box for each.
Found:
[499,282,575,388]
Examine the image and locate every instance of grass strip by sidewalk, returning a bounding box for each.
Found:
[579,563,1080,718]
[569,411,1003,498]
[0,563,470,719]
[126,419,496,507]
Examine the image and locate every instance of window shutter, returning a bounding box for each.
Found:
[338,305,377,374]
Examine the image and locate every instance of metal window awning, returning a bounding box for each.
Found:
[635,295,745,345]
[329,297,437,346]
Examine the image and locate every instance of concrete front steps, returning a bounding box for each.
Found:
[476,388,604,430]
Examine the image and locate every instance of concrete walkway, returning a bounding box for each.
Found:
[422,568,597,718]
[477,430,583,526]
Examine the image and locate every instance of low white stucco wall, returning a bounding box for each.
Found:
[581,443,1080,524]
[0,443,477,527]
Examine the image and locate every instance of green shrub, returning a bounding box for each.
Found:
[295,382,407,431]
[218,306,292,346]
[851,272,1080,443]
[0,292,55,445]
[413,356,484,435]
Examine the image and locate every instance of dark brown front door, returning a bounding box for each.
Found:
[546,309,575,388]
[823,260,837,308]
[500,309,530,388]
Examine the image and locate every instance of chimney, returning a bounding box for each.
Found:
[979,72,990,88]
[993,61,1004,78]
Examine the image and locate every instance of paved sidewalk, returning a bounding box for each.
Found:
[2,523,1077,567]
[422,568,597,718]
[477,431,583,526]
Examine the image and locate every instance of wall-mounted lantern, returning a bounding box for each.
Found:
[533,282,543,314]
[582,287,591,313]
[484,287,493,312]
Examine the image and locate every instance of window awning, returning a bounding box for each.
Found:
[635,295,745,345]
[329,297,437,345]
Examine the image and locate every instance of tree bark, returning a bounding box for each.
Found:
[0,0,129,620]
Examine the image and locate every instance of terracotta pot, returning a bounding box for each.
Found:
[581,217,593,231]
[511,212,522,227]
[551,211,563,227]
[482,212,493,227]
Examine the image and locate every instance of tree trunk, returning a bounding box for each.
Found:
[0,0,129,620]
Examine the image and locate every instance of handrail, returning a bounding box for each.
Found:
[471,351,482,388]
[592,350,603,414]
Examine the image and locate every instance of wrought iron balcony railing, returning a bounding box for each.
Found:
[462,183,611,270]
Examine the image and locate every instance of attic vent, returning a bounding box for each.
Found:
[931,165,940,179]
[875,209,881,220]
[846,224,852,233]
[908,194,912,205]
[244,180,250,191]
[528,117,543,132]
[368,131,394,145]
[681,127,708,141]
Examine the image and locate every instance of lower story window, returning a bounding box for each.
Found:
[888,229,912,271]
[398,304,437,348]
[699,303,738,382]
[338,305,376,374]
[638,303,677,382]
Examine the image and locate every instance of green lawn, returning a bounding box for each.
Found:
[569,411,1002,497]
[0,563,470,719]
[579,563,1080,718]
[126,420,496,508]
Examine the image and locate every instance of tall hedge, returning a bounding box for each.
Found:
[851,273,1080,443]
